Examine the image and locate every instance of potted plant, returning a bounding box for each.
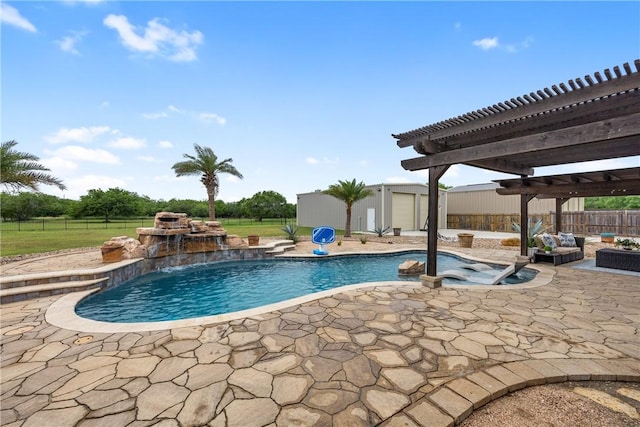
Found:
[513,218,547,256]
[523,237,536,258]
[614,238,638,250]
[544,245,553,254]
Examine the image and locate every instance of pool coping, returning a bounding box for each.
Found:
[44,248,555,333]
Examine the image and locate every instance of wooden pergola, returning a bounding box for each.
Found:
[393,60,640,278]
[494,167,640,235]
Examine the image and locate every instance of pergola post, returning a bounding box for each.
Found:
[555,198,569,233]
[520,194,529,257]
[427,166,449,276]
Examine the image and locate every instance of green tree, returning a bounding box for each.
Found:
[585,196,640,210]
[71,188,144,219]
[244,191,288,221]
[0,140,66,192]
[323,179,374,237]
[0,192,72,220]
[172,144,243,220]
[159,198,209,218]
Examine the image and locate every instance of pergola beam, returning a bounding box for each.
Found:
[401,113,640,172]
[497,179,640,197]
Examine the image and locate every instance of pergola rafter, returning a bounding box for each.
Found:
[393,60,640,278]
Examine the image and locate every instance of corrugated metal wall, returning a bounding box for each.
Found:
[448,189,584,214]
[296,184,447,232]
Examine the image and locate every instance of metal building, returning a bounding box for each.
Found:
[447,183,584,214]
[296,183,448,233]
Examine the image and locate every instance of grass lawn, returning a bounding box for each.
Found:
[0,222,316,257]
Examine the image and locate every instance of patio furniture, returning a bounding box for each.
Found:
[595,248,640,272]
[533,235,585,265]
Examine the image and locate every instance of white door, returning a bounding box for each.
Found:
[367,208,375,232]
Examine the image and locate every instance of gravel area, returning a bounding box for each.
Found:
[460,381,640,427]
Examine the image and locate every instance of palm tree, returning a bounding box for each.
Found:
[323,179,374,237]
[172,144,243,220]
[0,140,66,193]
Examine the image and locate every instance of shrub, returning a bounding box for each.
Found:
[370,226,390,237]
[281,224,301,243]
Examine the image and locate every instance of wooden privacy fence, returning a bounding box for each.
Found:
[447,210,640,236]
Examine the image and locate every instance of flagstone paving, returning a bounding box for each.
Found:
[1,248,639,426]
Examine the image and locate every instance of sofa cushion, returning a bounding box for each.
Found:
[541,233,557,249]
[555,247,580,254]
[558,232,577,247]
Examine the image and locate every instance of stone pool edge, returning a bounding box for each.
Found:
[45,249,554,334]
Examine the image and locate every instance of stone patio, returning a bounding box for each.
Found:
[1,245,639,426]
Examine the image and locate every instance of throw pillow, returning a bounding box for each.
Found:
[534,236,545,250]
[541,233,557,249]
[558,232,577,247]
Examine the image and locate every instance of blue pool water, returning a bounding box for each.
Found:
[76,251,535,323]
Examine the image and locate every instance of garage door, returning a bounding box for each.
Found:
[420,195,428,230]
[392,193,415,230]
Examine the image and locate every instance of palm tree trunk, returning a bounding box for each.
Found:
[207,190,216,220]
[344,204,352,237]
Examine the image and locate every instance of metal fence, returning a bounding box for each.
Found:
[447,210,640,236]
[0,217,292,232]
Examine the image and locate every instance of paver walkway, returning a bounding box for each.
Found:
[1,247,639,426]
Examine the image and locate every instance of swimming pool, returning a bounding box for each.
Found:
[75,251,536,323]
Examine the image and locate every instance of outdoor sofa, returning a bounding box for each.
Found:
[533,232,585,265]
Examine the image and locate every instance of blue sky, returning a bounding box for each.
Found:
[2,1,639,203]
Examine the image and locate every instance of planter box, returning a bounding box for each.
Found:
[601,232,615,243]
[457,233,474,248]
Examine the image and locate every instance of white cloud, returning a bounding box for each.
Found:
[322,157,340,166]
[473,36,533,53]
[45,126,111,144]
[137,155,161,163]
[443,164,461,178]
[154,174,185,183]
[108,136,146,149]
[560,159,633,173]
[56,31,87,55]
[359,160,369,167]
[1,3,37,32]
[64,175,128,198]
[386,176,413,184]
[143,105,226,125]
[41,157,79,172]
[305,156,340,166]
[198,112,226,125]
[454,21,461,31]
[52,145,120,164]
[158,140,173,148]
[142,111,168,119]
[100,101,110,108]
[62,0,105,5]
[410,169,428,179]
[103,14,203,62]
[472,37,498,50]
[168,105,186,114]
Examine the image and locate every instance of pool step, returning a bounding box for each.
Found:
[264,240,297,255]
[0,278,108,304]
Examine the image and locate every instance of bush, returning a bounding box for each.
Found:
[370,226,390,237]
[281,224,301,243]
